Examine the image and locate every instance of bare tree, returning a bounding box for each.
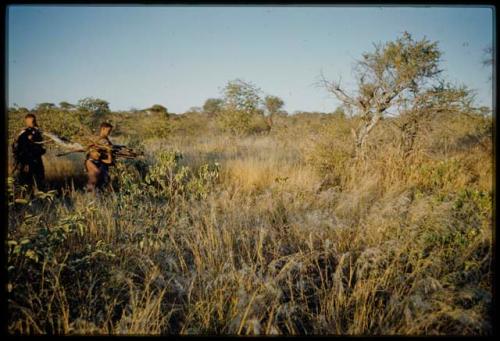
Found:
[320,32,442,158]
[482,45,494,81]
[482,45,493,67]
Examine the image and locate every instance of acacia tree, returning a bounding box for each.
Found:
[321,32,442,157]
[77,97,110,115]
[218,79,263,135]
[203,98,224,117]
[224,79,262,114]
[36,103,56,111]
[149,104,168,117]
[59,101,75,110]
[264,95,285,129]
[264,95,284,116]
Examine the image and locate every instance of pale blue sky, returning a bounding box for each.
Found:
[7,5,494,113]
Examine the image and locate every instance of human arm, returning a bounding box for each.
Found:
[100,146,113,165]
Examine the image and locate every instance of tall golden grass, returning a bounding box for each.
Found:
[6,112,492,335]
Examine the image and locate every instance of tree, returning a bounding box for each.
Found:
[187,106,202,114]
[218,79,264,135]
[203,98,224,117]
[482,45,494,81]
[482,45,493,67]
[223,79,262,115]
[321,32,442,157]
[59,101,75,110]
[149,104,168,116]
[263,95,285,131]
[77,97,110,115]
[264,95,284,116]
[395,81,476,158]
[10,103,28,112]
[36,103,56,111]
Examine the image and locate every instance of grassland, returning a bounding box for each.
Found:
[6,109,493,335]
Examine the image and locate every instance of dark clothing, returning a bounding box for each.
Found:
[100,163,110,186]
[12,127,46,189]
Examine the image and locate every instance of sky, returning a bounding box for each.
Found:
[6,5,495,113]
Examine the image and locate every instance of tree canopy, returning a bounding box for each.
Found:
[322,32,444,155]
[203,98,224,117]
[77,97,110,115]
[149,104,168,116]
[264,96,285,117]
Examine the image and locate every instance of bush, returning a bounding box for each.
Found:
[307,116,355,188]
[217,109,252,135]
[8,108,91,143]
[248,114,271,134]
[132,113,171,139]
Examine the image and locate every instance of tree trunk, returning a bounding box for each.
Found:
[354,111,382,158]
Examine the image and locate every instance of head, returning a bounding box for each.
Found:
[99,122,113,137]
[24,113,37,128]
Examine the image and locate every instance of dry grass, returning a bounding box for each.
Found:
[6,113,493,335]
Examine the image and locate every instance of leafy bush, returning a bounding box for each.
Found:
[8,108,91,143]
[217,108,252,135]
[77,97,110,116]
[307,116,355,188]
[143,151,220,200]
[216,79,267,136]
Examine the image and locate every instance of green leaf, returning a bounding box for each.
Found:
[25,249,39,262]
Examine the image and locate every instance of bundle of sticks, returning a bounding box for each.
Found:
[39,131,144,159]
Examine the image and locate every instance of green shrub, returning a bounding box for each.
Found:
[8,108,91,143]
[217,109,252,135]
[307,116,355,187]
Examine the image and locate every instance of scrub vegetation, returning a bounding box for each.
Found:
[6,33,493,335]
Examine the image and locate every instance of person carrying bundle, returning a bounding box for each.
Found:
[85,145,113,192]
[36,120,142,193]
[84,122,114,192]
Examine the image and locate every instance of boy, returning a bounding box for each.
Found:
[85,146,113,192]
[85,122,115,192]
